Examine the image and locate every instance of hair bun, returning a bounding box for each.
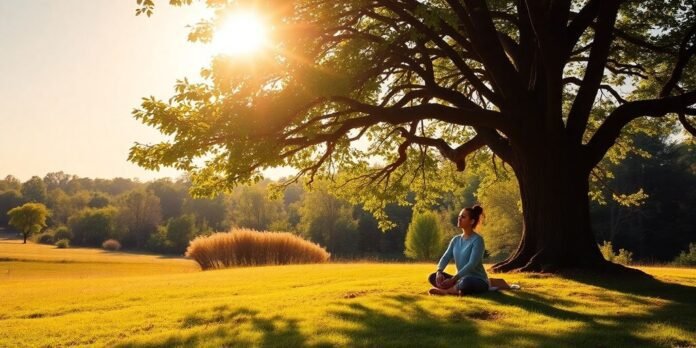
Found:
[472,205,483,215]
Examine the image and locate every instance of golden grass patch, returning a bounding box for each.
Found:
[185,229,330,269]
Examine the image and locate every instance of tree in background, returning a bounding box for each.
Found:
[117,190,162,248]
[231,183,285,231]
[148,179,185,221]
[591,135,696,261]
[166,214,197,253]
[183,195,228,232]
[476,177,523,262]
[404,212,444,260]
[131,0,696,273]
[8,203,48,243]
[298,183,359,256]
[43,172,74,191]
[88,192,111,209]
[69,207,117,246]
[0,175,21,191]
[0,190,23,227]
[21,176,47,204]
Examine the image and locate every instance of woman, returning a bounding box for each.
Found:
[428,205,490,296]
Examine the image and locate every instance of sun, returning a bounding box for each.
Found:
[211,11,268,56]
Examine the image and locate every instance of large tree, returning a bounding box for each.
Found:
[131,0,696,272]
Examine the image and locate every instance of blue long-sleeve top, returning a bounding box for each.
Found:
[437,233,488,283]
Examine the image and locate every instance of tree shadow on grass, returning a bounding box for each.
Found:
[113,275,695,347]
[116,306,307,348]
[323,293,609,347]
[481,273,696,347]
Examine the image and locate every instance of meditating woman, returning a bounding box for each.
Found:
[428,205,489,296]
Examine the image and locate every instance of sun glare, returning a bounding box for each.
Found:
[211,11,268,56]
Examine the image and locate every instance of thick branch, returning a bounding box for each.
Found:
[566,0,601,58]
[586,91,696,167]
[660,21,696,98]
[566,0,620,145]
[456,0,525,104]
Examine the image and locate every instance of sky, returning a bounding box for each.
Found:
[0,1,291,182]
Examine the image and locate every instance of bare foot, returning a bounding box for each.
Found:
[428,287,448,296]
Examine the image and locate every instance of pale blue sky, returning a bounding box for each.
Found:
[0,1,232,182]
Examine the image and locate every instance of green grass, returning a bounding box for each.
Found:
[1,236,695,347]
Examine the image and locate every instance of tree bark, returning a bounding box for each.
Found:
[490,137,641,275]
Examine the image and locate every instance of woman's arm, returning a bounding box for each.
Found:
[436,237,456,272]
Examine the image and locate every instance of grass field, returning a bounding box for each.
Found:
[1,235,695,347]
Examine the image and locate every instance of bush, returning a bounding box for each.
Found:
[404,212,443,260]
[36,233,54,245]
[599,241,633,265]
[53,226,73,241]
[185,229,330,270]
[673,243,696,266]
[166,214,197,253]
[102,239,122,251]
[145,227,173,254]
[55,239,70,248]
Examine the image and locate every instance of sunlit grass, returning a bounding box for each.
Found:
[1,237,694,347]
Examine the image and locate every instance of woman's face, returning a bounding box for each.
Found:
[457,209,473,228]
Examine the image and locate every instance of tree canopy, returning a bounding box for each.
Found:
[131,0,696,272]
[8,203,48,244]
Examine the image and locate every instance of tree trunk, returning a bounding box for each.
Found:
[491,140,641,275]
[23,233,27,244]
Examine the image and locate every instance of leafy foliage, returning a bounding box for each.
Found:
[69,208,117,247]
[672,243,696,266]
[475,177,522,262]
[55,239,70,248]
[404,212,443,260]
[599,241,634,266]
[8,203,48,243]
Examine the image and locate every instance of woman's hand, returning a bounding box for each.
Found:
[435,272,445,287]
[440,277,456,289]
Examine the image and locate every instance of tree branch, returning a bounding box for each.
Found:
[679,112,696,136]
[566,0,620,145]
[395,129,485,171]
[586,91,696,167]
[660,21,696,98]
[566,0,601,58]
[564,76,626,104]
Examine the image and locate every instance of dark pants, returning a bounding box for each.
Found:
[428,272,489,295]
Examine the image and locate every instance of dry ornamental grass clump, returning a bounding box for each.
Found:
[185,229,330,270]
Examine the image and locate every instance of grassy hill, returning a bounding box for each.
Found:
[1,236,695,347]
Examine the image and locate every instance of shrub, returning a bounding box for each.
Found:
[599,241,633,265]
[673,243,696,266]
[145,227,173,254]
[55,239,70,248]
[404,212,443,260]
[102,239,122,251]
[36,233,54,245]
[185,229,330,270]
[166,214,197,253]
[53,226,73,241]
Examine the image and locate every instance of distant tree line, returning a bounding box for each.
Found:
[0,136,694,262]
